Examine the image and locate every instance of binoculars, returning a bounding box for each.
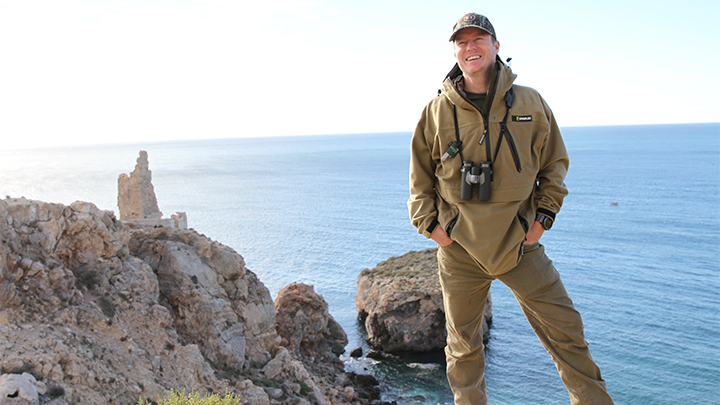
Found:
[460,160,492,200]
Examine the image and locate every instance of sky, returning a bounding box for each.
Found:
[1,0,719,150]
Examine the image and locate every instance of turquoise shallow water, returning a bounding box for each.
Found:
[1,123,718,404]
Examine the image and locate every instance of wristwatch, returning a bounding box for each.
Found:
[536,213,554,230]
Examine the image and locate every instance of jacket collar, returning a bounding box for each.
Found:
[443,56,517,115]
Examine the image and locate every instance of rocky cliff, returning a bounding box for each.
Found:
[0,198,383,405]
[356,249,492,353]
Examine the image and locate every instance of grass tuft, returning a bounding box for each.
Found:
[138,389,241,405]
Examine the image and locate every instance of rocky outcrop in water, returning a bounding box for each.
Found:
[0,197,384,405]
[356,248,492,353]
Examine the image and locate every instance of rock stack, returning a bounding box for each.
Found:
[356,248,492,353]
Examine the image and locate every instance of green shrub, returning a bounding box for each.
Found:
[138,390,241,405]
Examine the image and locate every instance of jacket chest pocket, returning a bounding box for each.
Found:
[487,120,540,201]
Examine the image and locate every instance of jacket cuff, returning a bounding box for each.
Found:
[536,207,556,220]
[425,220,439,237]
[419,217,439,239]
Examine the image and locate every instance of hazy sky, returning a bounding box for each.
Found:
[1,0,718,150]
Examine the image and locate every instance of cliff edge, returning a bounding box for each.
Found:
[0,197,383,405]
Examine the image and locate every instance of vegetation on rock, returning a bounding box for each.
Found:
[138,390,241,405]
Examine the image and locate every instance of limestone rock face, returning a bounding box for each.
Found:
[129,227,279,371]
[356,248,492,353]
[0,198,221,404]
[117,151,161,220]
[0,198,378,405]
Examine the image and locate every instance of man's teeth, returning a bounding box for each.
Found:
[467,56,480,61]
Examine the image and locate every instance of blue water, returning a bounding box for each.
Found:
[1,123,718,404]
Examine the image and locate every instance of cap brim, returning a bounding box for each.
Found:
[449,26,495,41]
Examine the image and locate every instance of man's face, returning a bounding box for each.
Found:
[453,27,499,79]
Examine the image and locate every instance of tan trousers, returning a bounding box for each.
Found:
[438,242,614,405]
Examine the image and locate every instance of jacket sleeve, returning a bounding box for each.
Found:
[534,97,569,218]
[408,107,440,238]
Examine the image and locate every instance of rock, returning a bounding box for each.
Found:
[261,347,332,404]
[274,283,348,369]
[349,347,362,358]
[346,373,380,401]
[366,351,398,361]
[262,347,309,382]
[236,381,270,405]
[129,226,278,371]
[0,373,39,405]
[356,248,492,353]
[0,198,220,404]
[264,387,284,399]
[0,197,384,405]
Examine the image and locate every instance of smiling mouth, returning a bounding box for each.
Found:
[466,56,481,61]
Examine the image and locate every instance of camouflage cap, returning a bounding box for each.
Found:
[449,13,496,42]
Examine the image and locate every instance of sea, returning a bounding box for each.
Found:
[1,123,718,405]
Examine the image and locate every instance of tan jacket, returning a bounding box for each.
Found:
[408,60,569,275]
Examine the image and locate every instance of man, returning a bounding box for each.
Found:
[407,13,614,405]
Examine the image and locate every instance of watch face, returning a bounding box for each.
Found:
[543,217,553,230]
[537,214,553,230]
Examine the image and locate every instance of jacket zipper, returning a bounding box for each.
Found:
[453,76,501,166]
[464,89,522,174]
[445,213,459,238]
